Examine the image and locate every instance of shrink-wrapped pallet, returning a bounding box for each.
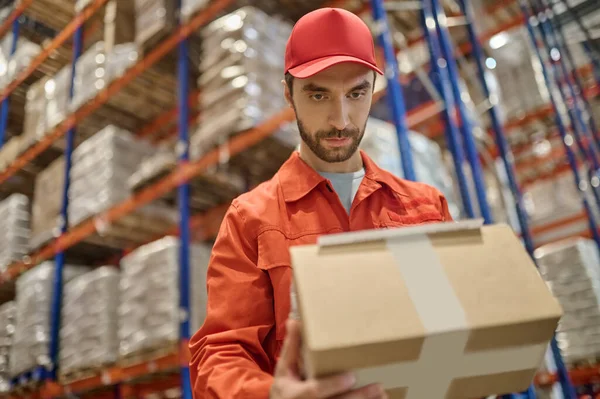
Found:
[190,7,293,158]
[181,0,209,21]
[134,0,176,48]
[45,65,72,131]
[0,194,30,273]
[70,42,139,111]
[59,267,120,377]
[118,237,211,359]
[359,117,462,220]
[0,34,41,91]
[30,157,65,250]
[0,302,15,392]
[10,262,90,376]
[67,125,155,227]
[21,77,49,152]
[535,238,600,364]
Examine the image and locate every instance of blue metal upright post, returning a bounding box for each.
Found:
[531,2,600,213]
[0,19,20,147]
[49,25,83,381]
[519,0,600,255]
[177,2,192,399]
[420,0,476,218]
[459,0,576,396]
[429,0,493,224]
[370,0,417,182]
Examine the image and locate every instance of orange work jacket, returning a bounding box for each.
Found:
[189,150,454,398]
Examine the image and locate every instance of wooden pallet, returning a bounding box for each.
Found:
[78,208,178,250]
[117,341,179,370]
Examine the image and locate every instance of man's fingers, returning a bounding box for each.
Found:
[276,319,302,374]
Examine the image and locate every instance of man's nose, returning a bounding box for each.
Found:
[328,97,349,131]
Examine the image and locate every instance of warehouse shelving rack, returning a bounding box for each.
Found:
[0,0,597,398]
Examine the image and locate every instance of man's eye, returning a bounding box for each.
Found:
[350,92,364,99]
[311,94,325,101]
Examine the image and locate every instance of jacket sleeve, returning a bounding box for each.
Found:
[189,202,275,399]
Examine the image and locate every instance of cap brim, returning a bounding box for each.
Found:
[288,55,384,78]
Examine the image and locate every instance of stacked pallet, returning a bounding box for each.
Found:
[59,267,120,382]
[0,302,15,393]
[10,262,90,377]
[191,6,293,159]
[536,238,600,364]
[0,194,30,273]
[118,237,211,363]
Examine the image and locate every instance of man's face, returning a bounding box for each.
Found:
[285,63,375,163]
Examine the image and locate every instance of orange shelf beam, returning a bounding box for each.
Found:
[0,0,108,104]
[0,0,32,40]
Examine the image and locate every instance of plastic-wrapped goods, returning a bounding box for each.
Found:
[68,125,155,227]
[181,0,209,21]
[31,157,64,250]
[10,262,90,377]
[75,0,94,12]
[45,65,72,132]
[535,238,600,364]
[0,194,30,273]
[0,302,15,393]
[190,7,293,159]
[118,237,212,359]
[21,78,49,152]
[60,267,120,376]
[0,34,41,90]
[489,27,550,121]
[0,136,21,172]
[70,42,139,112]
[104,0,135,53]
[134,0,176,48]
[359,117,462,220]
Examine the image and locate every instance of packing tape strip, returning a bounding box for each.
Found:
[351,234,546,398]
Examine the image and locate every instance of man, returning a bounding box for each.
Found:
[189,7,453,399]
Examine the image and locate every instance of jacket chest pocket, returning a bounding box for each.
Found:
[379,196,444,227]
[256,229,325,342]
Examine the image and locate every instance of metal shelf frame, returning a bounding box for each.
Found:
[0,0,597,397]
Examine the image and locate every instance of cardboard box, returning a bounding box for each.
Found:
[290,221,562,399]
[104,0,136,53]
[31,157,64,249]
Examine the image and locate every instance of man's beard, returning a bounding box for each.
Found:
[297,118,365,163]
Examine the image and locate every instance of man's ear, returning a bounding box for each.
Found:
[282,79,293,108]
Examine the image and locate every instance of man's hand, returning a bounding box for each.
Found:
[270,319,387,399]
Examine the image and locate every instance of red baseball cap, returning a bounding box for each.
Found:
[285,8,383,78]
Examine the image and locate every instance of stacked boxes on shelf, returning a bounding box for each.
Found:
[360,117,462,220]
[134,0,176,48]
[10,262,89,376]
[70,41,139,112]
[67,125,177,238]
[488,27,550,121]
[30,158,65,250]
[0,33,41,91]
[536,238,600,364]
[0,302,15,393]
[181,0,209,21]
[0,194,30,273]
[190,6,293,158]
[118,237,211,359]
[59,267,120,378]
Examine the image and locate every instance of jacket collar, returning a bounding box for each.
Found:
[278,150,404,203]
